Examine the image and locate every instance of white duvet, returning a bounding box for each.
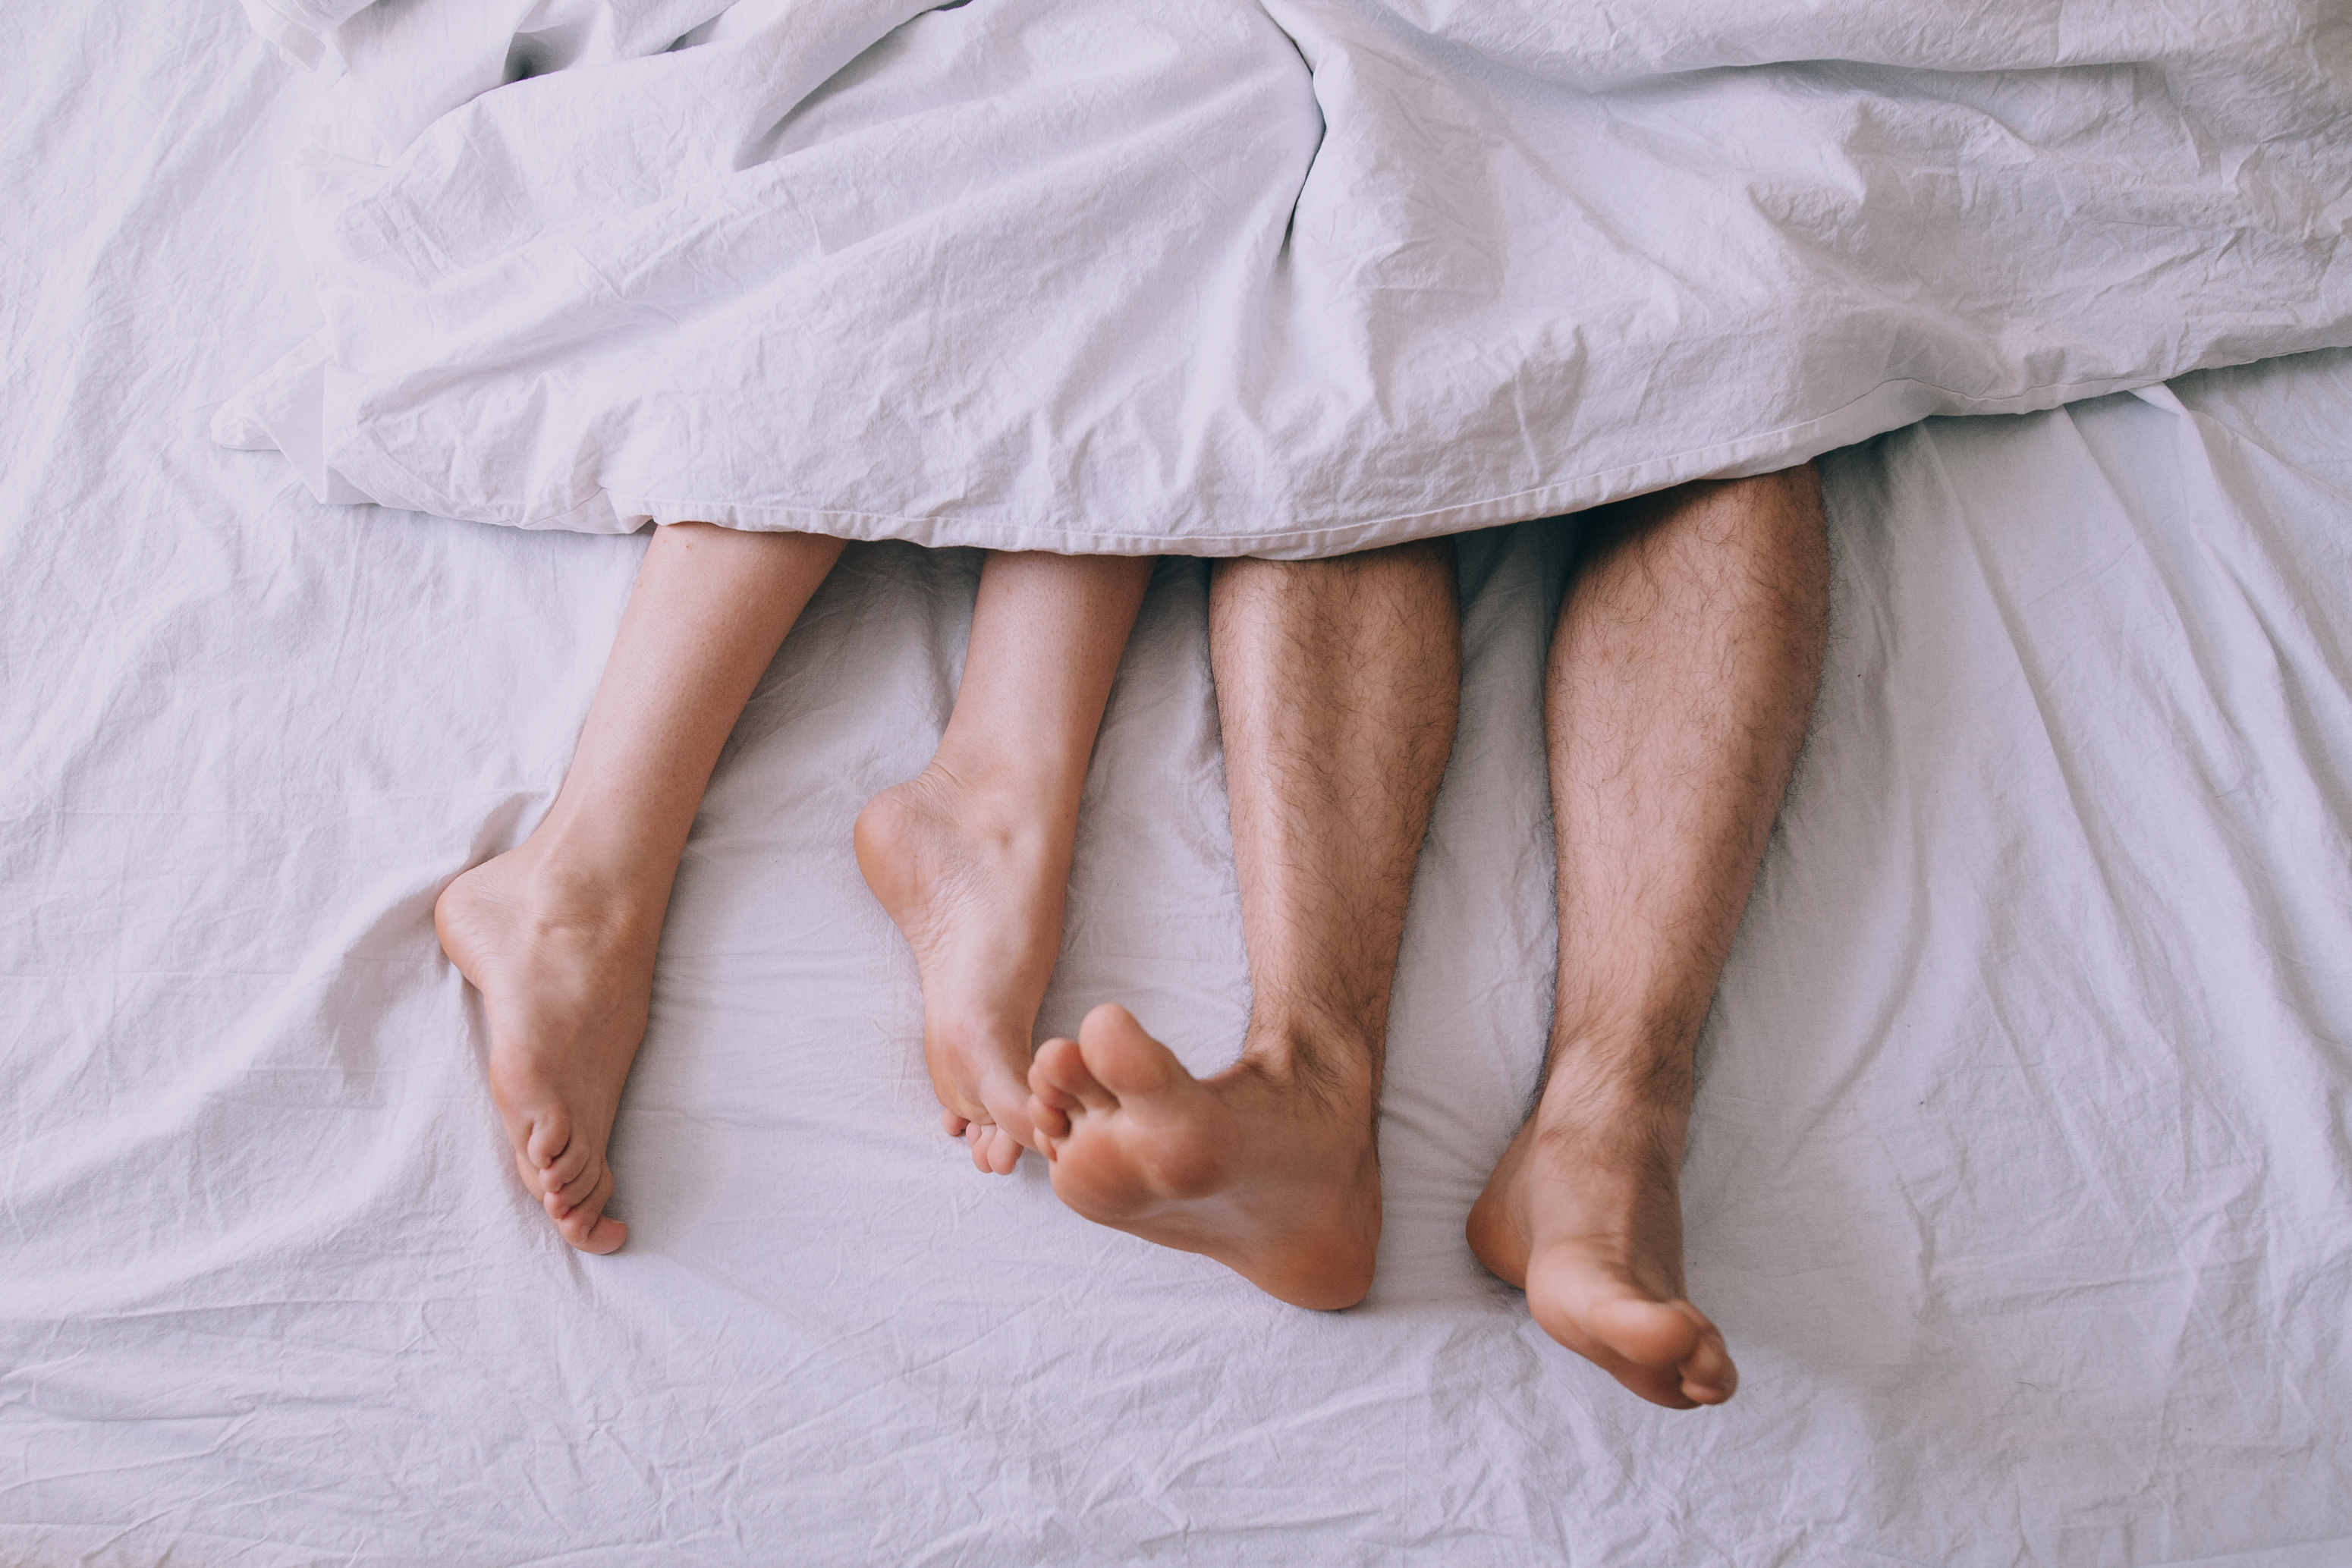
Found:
[219,0,2352,555]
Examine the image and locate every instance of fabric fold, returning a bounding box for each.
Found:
[226,0,2352,555]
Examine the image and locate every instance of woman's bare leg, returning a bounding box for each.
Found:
[856,550,1154,1174]
[435,523,845,1252]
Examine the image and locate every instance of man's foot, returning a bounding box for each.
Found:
[854,765,1069,1174]
[1024,1004,1381,1309]
[1466,1090,1735,1408]
[433,841,662,1254]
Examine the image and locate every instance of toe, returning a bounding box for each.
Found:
[542,1132,595,1199]
[1029,1041,1080,1111]
[524,1106,574,1177]
[1523,1250,1730,1410]
[1076,1004,1180,1099]
[545,1156,596,1221]
[1033,1035,1116,1114]
[980,1084,1041,1155]
[575,1211,629,1254]
[1618,1363,1703,1410]
[1027,1094,1071,1139]
[1025,1086,1069,1148]
[555,1163,625,1253]
[1586,1293,1707,1373]
[1678,1315,1737,1404]
[546,1167,590,1212]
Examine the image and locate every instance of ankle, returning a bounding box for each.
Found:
[923,734,1084,815]
[907,756,1077,843]
[1533,1032,1693,1145]
[1234,1017,1382,1117]
[498,821,674,938]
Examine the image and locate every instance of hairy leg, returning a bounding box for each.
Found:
[436,523,845,1252]
[857,550,1154,1174]
[1027,542,1461,1309]
[1468,467,1829,1407]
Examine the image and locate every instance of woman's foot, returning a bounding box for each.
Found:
[434,839,664,1253]
[855,765,1073,1173]
[1466,1079,1735,1408]
[1024,1004,1382,1309]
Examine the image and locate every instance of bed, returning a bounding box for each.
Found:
[5,3,2350,1564]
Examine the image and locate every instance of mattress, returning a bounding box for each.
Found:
[5,4,2351,1564]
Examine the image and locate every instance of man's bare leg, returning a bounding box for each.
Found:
[1468,468,1828,1407]
[855,551,1154,1175]
[1025,542,1460,1309]
[435,523,845,1253]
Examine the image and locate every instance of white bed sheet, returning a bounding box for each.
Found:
[5,5,2352,1564]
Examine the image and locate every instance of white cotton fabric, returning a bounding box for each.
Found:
[211,0,2352,555]
[8,6,2352,1563]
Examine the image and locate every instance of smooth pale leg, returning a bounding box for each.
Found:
[856,550,1154,1174]
[436,523,845,1252]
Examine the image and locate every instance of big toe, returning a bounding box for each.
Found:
[550,1163,628,1254]
[1525,1252,1736,1409]
[1589,1296,1735,1403]
[1075,1004,1181,1098]
[1666,1309,1737,1404]
[1583,1293,1709,1371]
[562,1208,629,1255]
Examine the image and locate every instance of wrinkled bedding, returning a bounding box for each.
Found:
[216,0,2352,554]
[6,5,2352,1564]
